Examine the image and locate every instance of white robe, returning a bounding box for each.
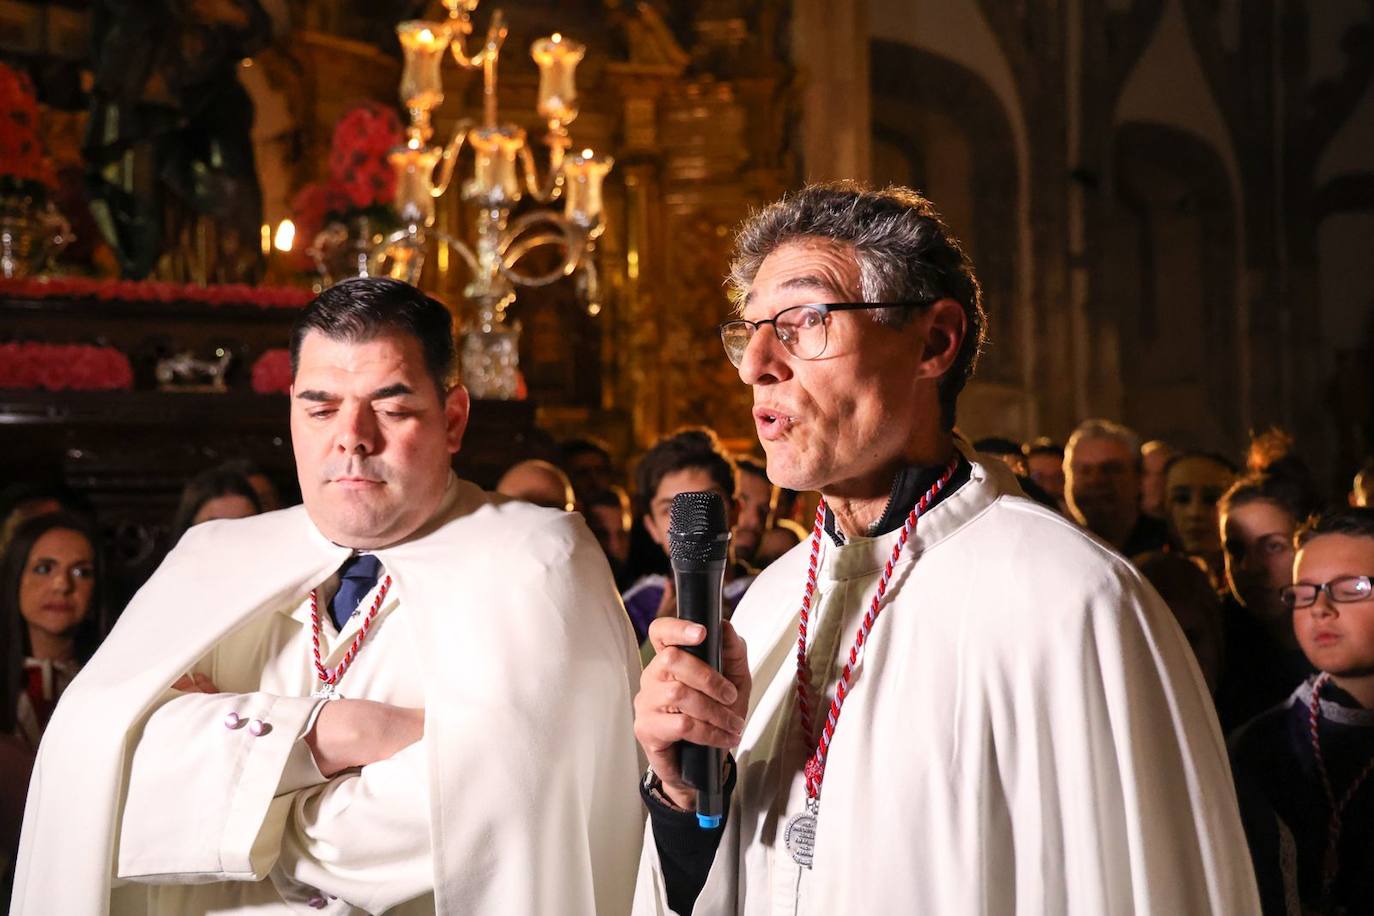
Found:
[14,477,645,915]
[634,452,1261,914]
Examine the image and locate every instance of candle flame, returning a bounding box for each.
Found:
[420,28,434,43]
[552,32,562,42]
[274,219,295,252]
[581,148,593,159]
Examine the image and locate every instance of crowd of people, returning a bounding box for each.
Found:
[3,183,1373,913]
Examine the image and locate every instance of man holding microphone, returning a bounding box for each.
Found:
[632,183,1258,914]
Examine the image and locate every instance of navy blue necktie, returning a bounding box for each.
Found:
[329,554,382,630]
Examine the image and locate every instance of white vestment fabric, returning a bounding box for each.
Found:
[14,476,644,916]
[633,451,1261,914]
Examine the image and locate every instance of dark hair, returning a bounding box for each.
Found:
[633,427,738,518]
[584,485,632,528]
[561,437,613,464]
[973,436,1023,458]
[290,277,455,394]
[1024,437,1064,459]
[734,456,768,482]
[169,467,262,546]
[729,182,986,430]
[1219,469,1320,524]
[2,511,106,730]
[1163,451,1239,478]
[1296,506,1374,548]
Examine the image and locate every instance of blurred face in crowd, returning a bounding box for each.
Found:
[988,452,1027,476]
[644,467,735,554]
[291,330,469,549]
[585,502,630,567]
[733,469,773,562]
[1066,436,1140,540]
[496,461,575,511]
[19,527,95,652]
[1166,457,1235,557]
[1222,497,1296,624]
[1140,442,1174,517]
[192,494,259,526]
[1026,452,1065,501]
[734,238,963,496]
[1291,533,1374,679]
[567,450,613,501]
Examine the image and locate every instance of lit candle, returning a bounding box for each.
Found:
[389,144,445,227]
[273,219,295,252]
[465,126,526,204]
[530,33,585,126]
[397,21,452,114]
[562,149,613,225]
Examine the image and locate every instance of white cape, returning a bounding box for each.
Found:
[14,479,644,915]
[634,451,1260,914]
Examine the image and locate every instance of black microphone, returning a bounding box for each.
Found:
[668,490,730,829]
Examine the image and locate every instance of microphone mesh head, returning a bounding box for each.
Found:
[668,491,730,563]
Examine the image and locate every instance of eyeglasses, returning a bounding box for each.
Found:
[1279,575,1374,609]
[718,301,929,368]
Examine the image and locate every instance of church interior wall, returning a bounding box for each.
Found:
[1,0,1371,527]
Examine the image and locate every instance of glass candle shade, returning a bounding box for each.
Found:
[531,34,584,125]
[562,151,613,225]
[389,144,444,227]
[397,21,452,113]
[465,125,526,205]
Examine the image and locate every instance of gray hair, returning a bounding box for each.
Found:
[1065,418,1143,466]
[727,182,986,431]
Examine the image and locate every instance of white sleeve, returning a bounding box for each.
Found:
[268,741,432,912]
[115,690,327,884]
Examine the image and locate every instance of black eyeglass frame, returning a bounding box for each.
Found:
[1279,575,1374,610]
[717,301,931,367]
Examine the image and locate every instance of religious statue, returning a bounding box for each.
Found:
[82,0,274,282]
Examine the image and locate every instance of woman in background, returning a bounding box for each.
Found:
[2,511,105,750]
[1214,470,1319,732]
[168,466,262,547]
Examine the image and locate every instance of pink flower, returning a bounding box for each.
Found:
[251,349,293,395]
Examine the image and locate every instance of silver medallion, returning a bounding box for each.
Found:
[784,811,817,868]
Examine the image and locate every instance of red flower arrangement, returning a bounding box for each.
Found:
[290,102,404,272]
[0,342,133,391]
[0,62,57,194]
[0,276,312,308]
[250,348,293,395]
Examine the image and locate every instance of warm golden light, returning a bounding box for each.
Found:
[389,145,446,227]
[531,34,584,126]
[466,125,526,204]
[562,152,613,225]
[397,20,452,139]
[274,219,295,252]
[260,223,271,256]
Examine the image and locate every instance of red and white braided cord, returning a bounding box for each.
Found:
[795,458,958,803]
[1308,672,1374,896]
[310,574,392,689]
